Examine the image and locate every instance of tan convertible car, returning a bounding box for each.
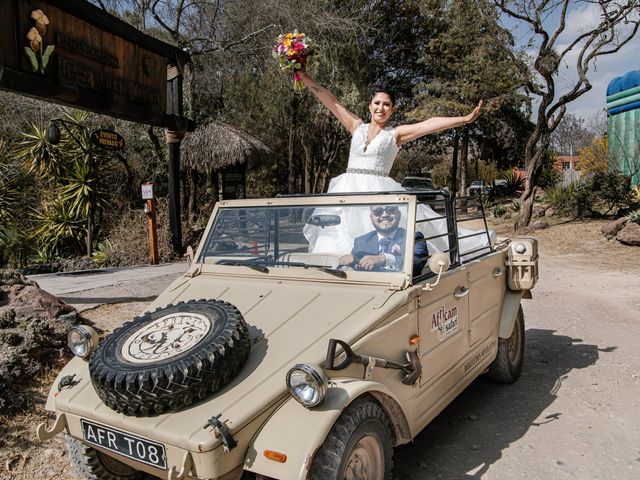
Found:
[36,190,538,480]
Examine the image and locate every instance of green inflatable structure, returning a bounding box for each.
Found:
[607,70,640,186]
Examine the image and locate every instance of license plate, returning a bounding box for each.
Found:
[81,419,167,470]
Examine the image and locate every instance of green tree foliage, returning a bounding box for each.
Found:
[409,0,530,192]
[13,110,118,259]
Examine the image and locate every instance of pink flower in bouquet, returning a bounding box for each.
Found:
[273,31,316,91]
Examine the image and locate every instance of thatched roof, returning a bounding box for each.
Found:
[181,121,273,172]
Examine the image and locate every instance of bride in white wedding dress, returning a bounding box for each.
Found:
[298,71,486,256]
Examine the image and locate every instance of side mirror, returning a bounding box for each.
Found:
[423,252,451,291]
[428,252,450,274]
[185,245,194,266]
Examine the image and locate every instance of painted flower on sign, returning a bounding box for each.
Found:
[24,10,55,74]
[31,9,50,35]
[27,27,42,52]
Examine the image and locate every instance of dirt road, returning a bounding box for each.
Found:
[393,253,640,479]
[3,220,640,479]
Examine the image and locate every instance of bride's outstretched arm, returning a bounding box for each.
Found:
[298,72,362,133]
[395,100,483,146]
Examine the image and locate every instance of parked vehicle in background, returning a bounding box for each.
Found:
[492,179,509,196]
[36,191,538,480]
[401,176,434,190]
[469,180,491,196]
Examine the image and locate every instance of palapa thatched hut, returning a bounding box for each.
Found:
[180,121,273,214]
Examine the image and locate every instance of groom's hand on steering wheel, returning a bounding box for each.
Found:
[357,254,386,271]
[339,253,356,266]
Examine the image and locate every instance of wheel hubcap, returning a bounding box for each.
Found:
[343,435,384,480]
[121,312,213,363]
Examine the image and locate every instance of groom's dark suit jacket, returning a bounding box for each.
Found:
[352,227,428,275]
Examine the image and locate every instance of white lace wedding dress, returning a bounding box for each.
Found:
[304,122,490,256]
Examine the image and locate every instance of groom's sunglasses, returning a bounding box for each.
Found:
[371,206,400,217]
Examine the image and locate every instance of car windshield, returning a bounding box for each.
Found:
[199,203,411,274]
[402,178,433,189]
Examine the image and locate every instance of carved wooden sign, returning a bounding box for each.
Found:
[90,129,125,151]
[0,0,190,128]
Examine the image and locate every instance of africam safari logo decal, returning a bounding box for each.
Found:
[431,305,459,340]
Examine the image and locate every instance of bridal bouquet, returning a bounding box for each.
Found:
[273,32,315,91]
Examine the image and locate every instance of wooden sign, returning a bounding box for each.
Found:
[0,0,191,128]
[141,183,154,200]
[90,129,125,151]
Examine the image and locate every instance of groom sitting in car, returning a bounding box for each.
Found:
[339,205,428,275]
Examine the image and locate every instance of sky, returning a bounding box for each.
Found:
[500,2,640,122]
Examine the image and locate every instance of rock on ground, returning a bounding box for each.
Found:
[616,221,640,246]
[0,270,80,413]
[601,217,628,237]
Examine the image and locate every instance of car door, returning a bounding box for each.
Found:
[412,264,470,427]
[465,251,506,347]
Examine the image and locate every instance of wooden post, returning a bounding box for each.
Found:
[146,198,159,265]
[142,183,158,265]
[166,64,185,254]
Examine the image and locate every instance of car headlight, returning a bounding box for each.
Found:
[286,363,328,408]
[67,325,99,359]
[514,243,527,254]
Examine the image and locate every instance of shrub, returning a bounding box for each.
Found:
[91,240,113,265]
[585,172,632,214]
[629,209,640,225]
[493,204,508,217]
[545,182,592,217]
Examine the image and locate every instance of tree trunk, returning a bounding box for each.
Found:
[302,143,313,194]
[514,129,548,230]
[458,127,468,197]
[287,93,298,193]
[450,134,459,193]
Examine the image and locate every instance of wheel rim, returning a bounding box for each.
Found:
[343,434,385,480]
[121,312,214,363]
[507,317,522,363]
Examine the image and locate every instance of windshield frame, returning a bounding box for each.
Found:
[194,193,418,284]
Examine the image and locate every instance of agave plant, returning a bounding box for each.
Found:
[14,110,117,257]
[30,196,85,257]
[502,169,525,196]
[14,122,67,181]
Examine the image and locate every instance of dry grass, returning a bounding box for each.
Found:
[0,364,81,480]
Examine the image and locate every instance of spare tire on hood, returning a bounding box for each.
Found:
[89,299,251,416]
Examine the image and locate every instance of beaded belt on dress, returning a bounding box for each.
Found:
[346,167,387,177]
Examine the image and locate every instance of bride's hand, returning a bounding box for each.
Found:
[463,100,483,125]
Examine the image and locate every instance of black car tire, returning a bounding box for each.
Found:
[487,305,525,383]
[65,435,155,480]
[89,299,251,416]
[309,397,394,480]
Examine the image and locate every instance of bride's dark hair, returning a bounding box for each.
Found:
[370,87,396,107]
